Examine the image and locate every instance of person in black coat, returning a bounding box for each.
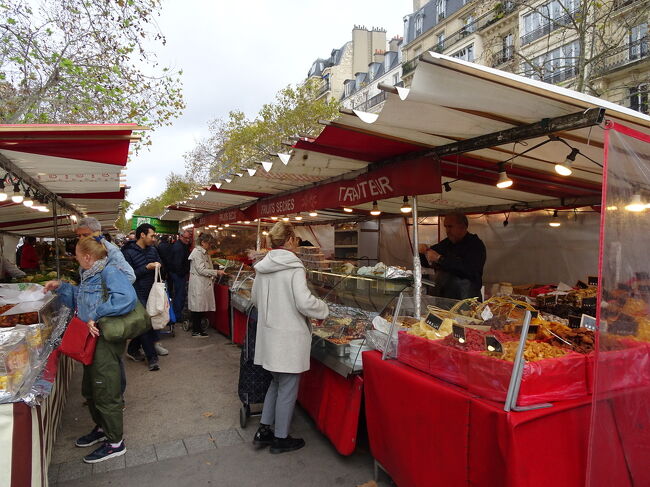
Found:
[426,213,486,301]
[166,229,192,324]
[122,223,164,371]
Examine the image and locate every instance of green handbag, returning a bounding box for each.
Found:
[98,278,152,342]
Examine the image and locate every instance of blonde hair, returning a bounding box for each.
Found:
[76,237,108,260]
[267,222,294,249]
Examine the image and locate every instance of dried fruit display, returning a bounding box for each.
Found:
[483,340,567,362]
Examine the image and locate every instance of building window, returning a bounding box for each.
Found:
[344,82,353,97]
[502,33,514,61]
[630,84,649,114]
[437,0,446,21]
[523,40,580,84]
[463,16,475,34]
[630,23,649,60]
[437,32,446,50]
[452,44,474,62]
[393,73,400,85]
[415,14,424,37]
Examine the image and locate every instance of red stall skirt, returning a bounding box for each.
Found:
[231,308,247,346]
[297,358,363,456]
[209,284,230,337]
[362,350,648,487]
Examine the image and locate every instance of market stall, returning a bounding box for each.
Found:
[0,124,144,487]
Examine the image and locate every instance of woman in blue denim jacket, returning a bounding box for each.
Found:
[45,237,136,464]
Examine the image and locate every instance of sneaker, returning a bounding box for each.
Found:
[83,441,126,464]
[269,436,305,454]
[75,426,106,448]
[253,425,274,448]
[192,331,209,338]
[154,342,169,356]
[148,358,160,371]
[126,350,145,362]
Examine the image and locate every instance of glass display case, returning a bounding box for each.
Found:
[225,263,255,313]
[306,270,412,377]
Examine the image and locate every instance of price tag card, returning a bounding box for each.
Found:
[576,280,588,289]
[568,315,582,329]
[580,314,597,331]
[424,313,443,330]
[588,276,599,286]
[581,297,597,315]
[485,335,503,353]
[452,324,466,343]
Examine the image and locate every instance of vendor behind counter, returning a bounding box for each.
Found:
[426,213,486,301]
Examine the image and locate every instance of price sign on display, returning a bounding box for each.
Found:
[581,297,597,316]
[576,280,588,289]
[485,336,503,353]
[580,314,597,331]
[588,276,599,286]
[425,313,443,330]
[452,324,466,343]
[568,315,582,329]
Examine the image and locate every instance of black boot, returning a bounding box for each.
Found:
[253,424,274,447]
[269,435,305,454]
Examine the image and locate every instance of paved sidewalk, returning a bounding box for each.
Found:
[49,327,391,487]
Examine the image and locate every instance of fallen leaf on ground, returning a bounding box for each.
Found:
[202,411,214,418]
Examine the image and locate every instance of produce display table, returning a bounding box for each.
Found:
[362,350,649,487]
[0,353,74,487]
[297,358,363,456]
[210,283,231,337]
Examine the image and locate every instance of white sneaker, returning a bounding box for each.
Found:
[154,342,168,356]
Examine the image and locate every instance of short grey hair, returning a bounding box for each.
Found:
[197,233,214,246]
[77,217,102,232]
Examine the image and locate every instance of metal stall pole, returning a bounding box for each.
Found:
[52,200,61,278]
[256,219,261,251]
[412,196,421,319]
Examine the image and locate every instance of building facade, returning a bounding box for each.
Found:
[401,0,650,114]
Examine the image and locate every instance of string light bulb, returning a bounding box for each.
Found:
[625,193,646,212]
[400,196,413,214]
[294,215,303,221]
[496,164,513,189]
[262,230,269,236]
[309,211,318,217]
[343,207,353,213]
[370,201,381,216]
[549,210,561,227]
[555,148,579,176]
[282,217,290,222]
[270,216,278,220]
[10,182,23,203]
[22,188,34,207]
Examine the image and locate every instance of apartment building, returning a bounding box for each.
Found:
[340,36,403,113]
[307,26,388,102]
[401,0,650,114]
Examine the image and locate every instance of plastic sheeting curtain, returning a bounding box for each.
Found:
[586,122,650,487]
[294,225,335,258]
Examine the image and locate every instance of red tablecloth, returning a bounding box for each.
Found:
[297,358,363,456]
[231,308,247,346]
[209,284,230,337]
[363,350,645,487]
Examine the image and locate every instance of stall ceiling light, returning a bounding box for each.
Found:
[625,193,646,212]
[370,201,381,216]
[343,207,353,213]
[309,211,318,217]
[555,148,579,176]
[400,196,412,214]
[262,230,268,236]
[282,217,290,222]
[549,210,561,227]
[496,165,513,189]
[224,224,230,227]
[271,216,278,220]
[295,215,303,221]
[11,183,23,203]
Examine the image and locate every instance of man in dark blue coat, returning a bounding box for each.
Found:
[166,229,192,325]
[122,223,163,371]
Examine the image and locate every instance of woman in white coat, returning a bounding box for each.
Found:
[252,221,328,454]
[188,233,224,337]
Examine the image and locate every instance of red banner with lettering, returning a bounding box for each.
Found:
[197,208,249,226]
[248,157,440,218]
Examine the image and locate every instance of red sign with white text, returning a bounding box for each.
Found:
[249,157,440,218]
[198,208,248,226]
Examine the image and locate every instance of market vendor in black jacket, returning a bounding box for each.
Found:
[426,212,486,301]
[121,223,164,371]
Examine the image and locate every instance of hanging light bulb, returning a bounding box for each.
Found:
[270,216,278,220]
[370,201,381,216]
[343,207,353,213]
[309,211,318,217]
[496,163,513,189]
[10,182,23,203]
[22,188,34,207]
[625,193,646,212]
[0,179,7,202]
[294,215,303,221]
[224,224,230,227]
[217,226,224,230]
[262,230,269,236]
[244,220,250,224]
[282,216,290,222]
[549,210,561,227]
[400,196,413,214]
[555,148,579,176]
[231,233,237,238]
[443,182,452,193]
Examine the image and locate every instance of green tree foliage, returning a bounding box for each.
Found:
[131,173,197,219]
[0,0,185,144]
[115,200,133,234]
[184,79,340,183]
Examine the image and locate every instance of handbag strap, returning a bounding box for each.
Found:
[154,264,162,283]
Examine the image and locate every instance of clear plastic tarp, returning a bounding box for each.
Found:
[586,122,650,486]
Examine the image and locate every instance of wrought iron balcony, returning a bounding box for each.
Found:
[594,37,649,75]
[317,79,331,97]
[354,91,388,112]
[491,46,515,67]
[520,9,580,46]
[542,65,578,84]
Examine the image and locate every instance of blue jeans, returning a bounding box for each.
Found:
[169,272,188,323]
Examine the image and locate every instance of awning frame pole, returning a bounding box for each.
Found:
[412,196,421,319]
[256,220,262,251]
[52,201,60,279]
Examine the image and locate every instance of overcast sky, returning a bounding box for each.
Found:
[125,0,412,215]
